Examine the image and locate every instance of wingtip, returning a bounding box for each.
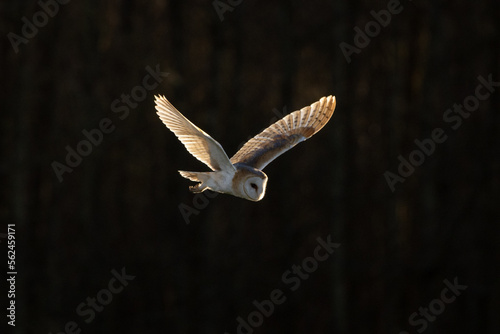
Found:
[154,95,170,117]
[317,95,336,109]
[154,94,173,112]
[318,95,336,105]
[323,95,336,111]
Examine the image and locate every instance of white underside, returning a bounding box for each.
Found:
[204,169,236,194]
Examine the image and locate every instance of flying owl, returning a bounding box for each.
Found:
[154,95,336,201]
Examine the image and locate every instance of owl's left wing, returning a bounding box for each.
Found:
[155,95,235,172]
[230,95,336,170]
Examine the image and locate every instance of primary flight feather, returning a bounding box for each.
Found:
[154,95,336,201]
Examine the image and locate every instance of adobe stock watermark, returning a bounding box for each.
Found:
[178,106,289,224]
[48,267,135,334]
[339,0,410,64]
[384,74,499,192]
[399,277,467,334]
[225,235,340,334]
[212,0,243,22]
[7,0,71,54]
[51,64,169,183]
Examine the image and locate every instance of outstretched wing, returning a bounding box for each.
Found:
[230,95,336,170]
[155,95,235,172]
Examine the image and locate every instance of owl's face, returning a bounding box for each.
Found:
[243,175,268,201]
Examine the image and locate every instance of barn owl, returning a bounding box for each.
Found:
[154,95,336,201]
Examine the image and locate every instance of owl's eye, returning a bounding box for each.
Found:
[250,183,258,191]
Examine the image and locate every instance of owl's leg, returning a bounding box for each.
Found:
[189,183,208,193]
[179,171,213,193]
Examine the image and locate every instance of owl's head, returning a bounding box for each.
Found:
[234,164,268,201]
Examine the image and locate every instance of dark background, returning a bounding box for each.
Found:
[2,0,500,333]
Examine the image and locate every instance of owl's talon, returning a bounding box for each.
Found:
[189,184,205,193]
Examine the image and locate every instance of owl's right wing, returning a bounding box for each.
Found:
[230,95,336,170]
[155,95,235,172]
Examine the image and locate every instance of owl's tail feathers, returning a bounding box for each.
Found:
[178,171,210,193]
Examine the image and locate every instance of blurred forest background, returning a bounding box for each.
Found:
[2,0,500,333]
